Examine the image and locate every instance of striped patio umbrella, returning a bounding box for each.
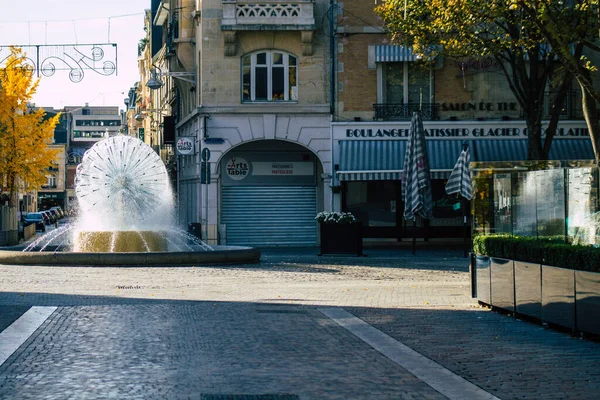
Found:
[445,143,473,200]
[402,111,433,221]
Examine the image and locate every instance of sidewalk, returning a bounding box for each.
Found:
[1,243,598,399]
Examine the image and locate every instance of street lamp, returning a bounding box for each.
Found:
[146,67,196,90]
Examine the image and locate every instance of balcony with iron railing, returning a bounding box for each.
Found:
[373,90,586,122]
[221,0,316,56]
[166,12,179,56]
[222,0,315,29]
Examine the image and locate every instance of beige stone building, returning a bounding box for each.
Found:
[138,0,332,246]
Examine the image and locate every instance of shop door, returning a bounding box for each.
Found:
[222,186,317,247]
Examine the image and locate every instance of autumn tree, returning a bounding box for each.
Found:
[514,0,600,162]
[375,0,575,160]
[0,47,59,207]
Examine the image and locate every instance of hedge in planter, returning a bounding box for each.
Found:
[472,234,600,335]
[472,235,600,273]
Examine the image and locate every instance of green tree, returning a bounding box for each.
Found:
[0,47,59,207]
[513,0,600,162]
[375,0,575,160]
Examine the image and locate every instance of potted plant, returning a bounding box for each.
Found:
[316,211,363,256]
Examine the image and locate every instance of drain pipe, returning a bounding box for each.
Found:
[329,0,336,211]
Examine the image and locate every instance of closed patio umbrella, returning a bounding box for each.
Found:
[445,142,473,257]
[402,111,433,254]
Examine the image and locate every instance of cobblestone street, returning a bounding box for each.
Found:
[0,247,599,399]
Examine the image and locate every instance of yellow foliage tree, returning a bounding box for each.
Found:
[0,47,60,207]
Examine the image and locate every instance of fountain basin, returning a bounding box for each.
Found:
[73,231,169,252]
[0,246,261,266]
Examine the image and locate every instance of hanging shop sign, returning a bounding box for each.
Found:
[176,137,195,155]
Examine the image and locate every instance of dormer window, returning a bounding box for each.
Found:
[242,51,298,102]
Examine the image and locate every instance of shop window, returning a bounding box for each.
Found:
[345,181,399,228]
[242,50,298,102]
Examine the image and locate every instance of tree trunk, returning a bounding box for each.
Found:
[524,112,545,160]
[580,82,600,164]
[543,74,572,157]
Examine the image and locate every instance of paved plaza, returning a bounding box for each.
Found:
[0,245,599,399]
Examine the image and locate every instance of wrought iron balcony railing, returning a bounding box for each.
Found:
[373,103,440,121]
[221,0,315,30]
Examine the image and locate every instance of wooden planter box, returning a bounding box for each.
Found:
[514,261,542,320]
[575,270,600,336]
[319,222,363,256]
[542,265,575,330]
[490,257,515,312]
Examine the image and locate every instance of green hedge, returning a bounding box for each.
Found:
[472,235,600,273]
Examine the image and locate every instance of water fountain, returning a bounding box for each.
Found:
[0,136,261,265]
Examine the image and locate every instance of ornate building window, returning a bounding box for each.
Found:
[242,50,298,102]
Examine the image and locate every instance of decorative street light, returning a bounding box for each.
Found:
[146,67,195,90]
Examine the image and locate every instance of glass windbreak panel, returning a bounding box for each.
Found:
[493,173,513,234]
[242,66,251,101]
[256,52,267,65]
[568,168,600,245]
[535,169,566,240]
[255,66,268,100]
[273,52,283,65]
[345,181,397,227]
[512,172,537,237]
[472,171,493,236]
[385,63,404,104]
[289,66,297,101]
[407,63,431,104]
[272,67,284,100]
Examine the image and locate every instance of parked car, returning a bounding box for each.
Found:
[23,212,46,232]
[50,206,64,219]
[40,210,55,224]
[47,209,60,221]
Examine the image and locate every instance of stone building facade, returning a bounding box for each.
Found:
[331,0,594,240]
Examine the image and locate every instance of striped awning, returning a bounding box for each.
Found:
[475,138,594,162]
[337,140,405,181]
[475,139,528,162]
[337,140,462,181]
[548,139,595,160]
[337,138,594,182]
[375,45,420,62]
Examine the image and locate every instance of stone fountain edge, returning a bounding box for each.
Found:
[0,246,261,266]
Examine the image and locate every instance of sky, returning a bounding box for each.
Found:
[0,0,149,111]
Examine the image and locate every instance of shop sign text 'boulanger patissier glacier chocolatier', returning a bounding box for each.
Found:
[345,126,589,139]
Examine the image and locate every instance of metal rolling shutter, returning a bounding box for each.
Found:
[222,186,317,247]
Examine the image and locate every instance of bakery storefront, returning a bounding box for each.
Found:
[332,120,594,239]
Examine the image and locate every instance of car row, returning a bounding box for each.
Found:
[22,206,67,232]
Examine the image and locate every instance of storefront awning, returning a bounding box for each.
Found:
[475,139,527,162]
[375,45,420,62]
[337,140,405,181]
[549,138,595,160]
[475,138,594,162]
[337,138,595,182]
[337,140,464,181]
